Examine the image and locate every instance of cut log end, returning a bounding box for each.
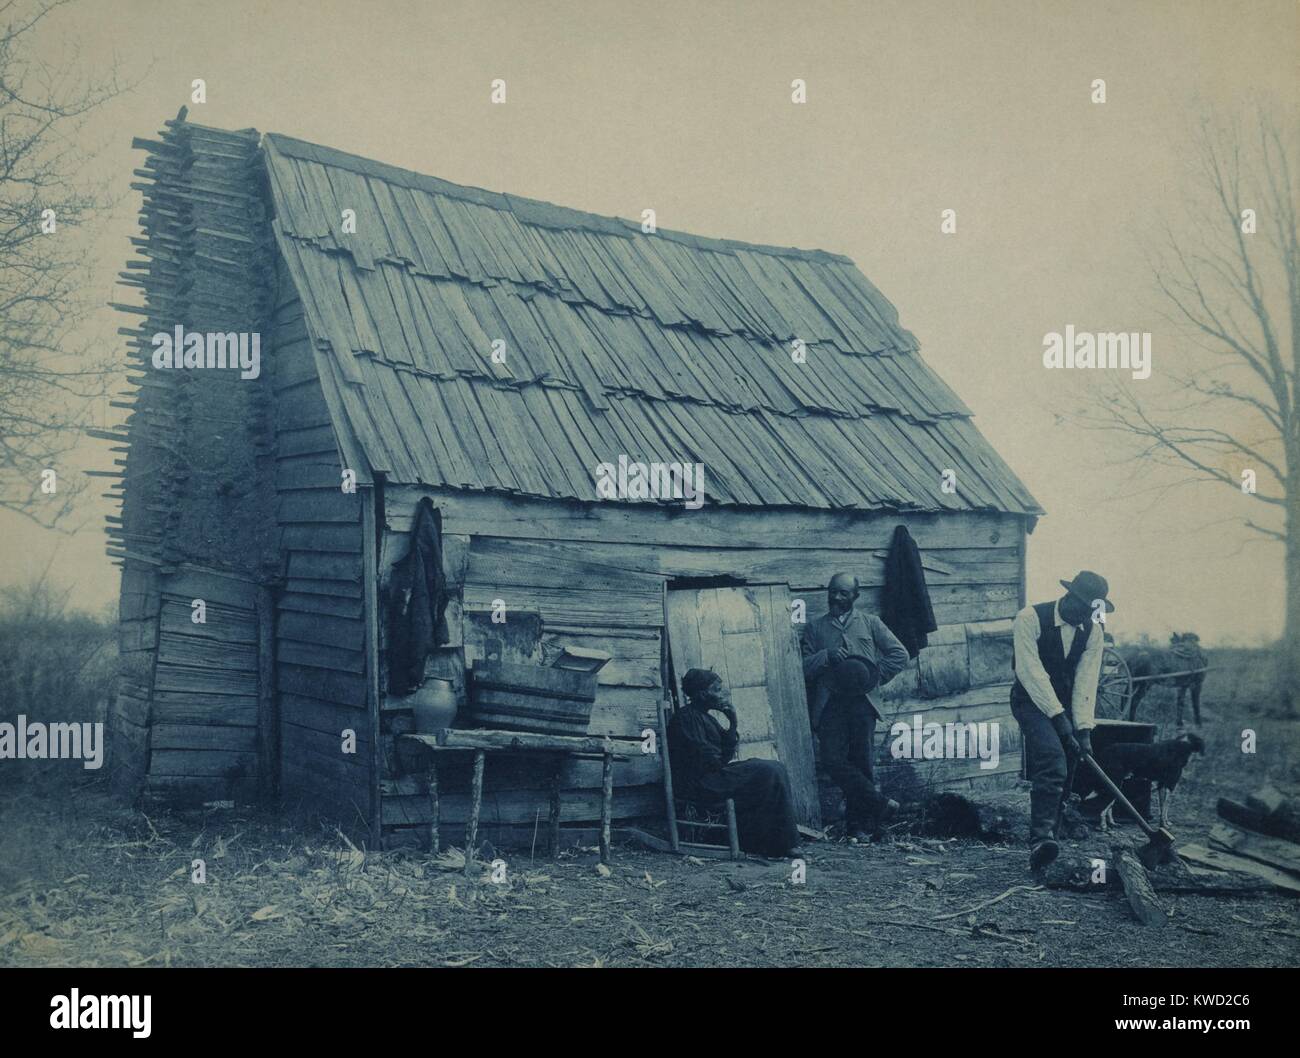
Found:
[1115,847,1168,927]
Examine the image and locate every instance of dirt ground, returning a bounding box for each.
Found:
[1,651,1298,968]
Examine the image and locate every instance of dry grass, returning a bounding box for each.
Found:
[0,644,1297,967]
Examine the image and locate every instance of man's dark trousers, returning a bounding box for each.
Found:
[1011,696,1069,842]
[818,696,887,830]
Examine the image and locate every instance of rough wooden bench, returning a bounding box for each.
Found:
[400,729,640,873]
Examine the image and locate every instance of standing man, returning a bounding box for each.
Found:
[1012,570,1111,870]
[802,573,910,840]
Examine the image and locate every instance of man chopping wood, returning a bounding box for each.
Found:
[1012,570,1111,871]
[802,573,910,840]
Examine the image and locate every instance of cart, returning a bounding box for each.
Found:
[1093,642,1211,722]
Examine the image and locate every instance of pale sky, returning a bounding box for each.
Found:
[4,0,1296,645]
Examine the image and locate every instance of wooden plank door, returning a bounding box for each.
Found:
[664,585,820,827]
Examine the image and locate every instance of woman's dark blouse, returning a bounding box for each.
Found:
[667,707,738,797]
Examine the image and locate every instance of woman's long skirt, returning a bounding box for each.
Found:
[691,759,800,857]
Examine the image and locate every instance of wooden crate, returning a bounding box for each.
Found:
[467,660,598,736]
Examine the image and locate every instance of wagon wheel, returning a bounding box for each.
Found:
[1094,646,1133,720]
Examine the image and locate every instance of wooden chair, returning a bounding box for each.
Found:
[656,699,741,859]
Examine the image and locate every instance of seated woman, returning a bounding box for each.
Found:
[667,667,801,858]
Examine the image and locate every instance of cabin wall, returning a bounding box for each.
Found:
[111,566,159,797]
[378,485,1027,849]
[109,121,278,804]
[268,259,372,831]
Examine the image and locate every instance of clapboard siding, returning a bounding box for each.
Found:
[151,692,258,727]
[138,573,265,801]
[109,566,159,791]
[157,631,257,671]
[277,662,367,707]
[386,486,1023,550]
[373,485,1029,844]
[271,275,372,828]
[280,694,369,740]
[149,748,258,777]
[151,724,258,751]
[159,598,258,643]
[383,752,659,795]
[462,533,1020,586]
[381,784,663,828]
[279,591,364,619]
[276,639,366,674]
[378,490,676,842]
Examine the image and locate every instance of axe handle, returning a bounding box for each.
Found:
[1080,753,1158,839]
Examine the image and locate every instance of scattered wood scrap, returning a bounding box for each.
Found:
[1217,795,1300,844]
[930,884,1042,922]
[1209,825,1300,876]
[1193,785,1300,894]
[1114,848,1167,927]
[1176,865,1273,895]
[1246,785,1288,818]
[1179,844,1300,895]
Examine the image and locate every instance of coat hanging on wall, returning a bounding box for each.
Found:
[880,523,938,659]
[386,497,450,695]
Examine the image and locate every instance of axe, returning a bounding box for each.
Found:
[1080,753,1177,869]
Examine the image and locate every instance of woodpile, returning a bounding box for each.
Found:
[1178,785,1300,896]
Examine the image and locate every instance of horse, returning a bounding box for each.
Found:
[1125,633,1208,726]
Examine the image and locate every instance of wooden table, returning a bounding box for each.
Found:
[400,729,637,873]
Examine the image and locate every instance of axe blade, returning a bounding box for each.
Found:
[1137,827,1177,869]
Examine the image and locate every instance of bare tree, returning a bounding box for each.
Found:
[0,0,123,525]
[1077,104,1298,714]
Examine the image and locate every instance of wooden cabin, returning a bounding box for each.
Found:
[105,115,1041,849]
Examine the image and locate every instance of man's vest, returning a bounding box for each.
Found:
[1010,601,1092,709]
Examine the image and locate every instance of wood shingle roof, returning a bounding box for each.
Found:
[262,131,1040,514]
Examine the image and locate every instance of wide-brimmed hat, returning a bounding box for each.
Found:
[1059,570,1115,613]
[831,656,880,697]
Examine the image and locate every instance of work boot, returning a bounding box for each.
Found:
[1029,838,1060,871]
[850,798,900,843]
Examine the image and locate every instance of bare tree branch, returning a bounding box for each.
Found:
[0,1,134,526]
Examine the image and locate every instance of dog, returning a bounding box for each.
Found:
[1091,733,1205,831]
[1126,633,1208,725]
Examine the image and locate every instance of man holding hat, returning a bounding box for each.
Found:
[1011,570,1113,870]
[801,572,910,840]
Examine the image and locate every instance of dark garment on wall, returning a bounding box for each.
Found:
[817,693,888,830]
[667,706,800,857]
[880,524,938,659]
[386,498,450,696]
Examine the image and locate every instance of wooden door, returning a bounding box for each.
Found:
[665,584,820,827]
